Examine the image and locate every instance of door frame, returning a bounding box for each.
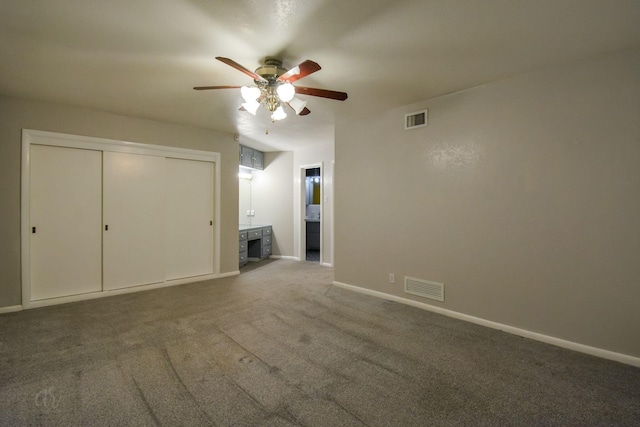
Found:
[299,163,323,263]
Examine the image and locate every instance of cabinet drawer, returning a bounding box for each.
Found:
[239,231,247,241]
[239,241,247,252]
[262,236,272,246]
[239,250,247,264]
[248,229,262,239]
[261,245,272,258]
[262,227,272,236]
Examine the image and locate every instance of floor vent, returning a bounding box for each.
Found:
[404,276,444,301]
[404,109,428,130]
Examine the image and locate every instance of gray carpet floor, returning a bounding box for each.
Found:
[306,250,320,263]
[1,259,639,426]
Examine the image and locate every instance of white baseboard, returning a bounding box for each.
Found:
[270,255,329,265]
[0,305,23,314]
[269,255,299,261]
[218,270,240,278]
[21,272,238,310]
[332,281,640,368]
[6,271,240,313]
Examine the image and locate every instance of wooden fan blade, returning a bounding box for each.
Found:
[277,60,321,83]
[286,103,311,116]
[193,85,241,90]
[215,57,266,82]
[295,86,348,101]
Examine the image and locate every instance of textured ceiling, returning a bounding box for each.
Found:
[1,0,639,151]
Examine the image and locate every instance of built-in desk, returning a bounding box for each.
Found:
[239,225,272,267]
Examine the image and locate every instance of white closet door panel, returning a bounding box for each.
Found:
[103,152,165,290]
[30,145,102,300]
[165,158,214,280]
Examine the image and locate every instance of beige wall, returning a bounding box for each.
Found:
[251,151,294,257]
[0,96,239,308]
[240,145,333,262]
[335,48,640,358]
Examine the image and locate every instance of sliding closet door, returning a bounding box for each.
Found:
[165,158,214,280]
[103,152,165,290]
[29,145,103,300]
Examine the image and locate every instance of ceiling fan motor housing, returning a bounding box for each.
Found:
[254,58,287,82]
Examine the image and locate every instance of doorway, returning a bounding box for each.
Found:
[303,166,321,263]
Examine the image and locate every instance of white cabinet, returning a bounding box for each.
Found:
[22,130,219,308]
[165,158,214,280]
[29,145,103,300]
[103,152,166,290]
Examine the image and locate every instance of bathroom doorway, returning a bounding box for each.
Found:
[303,166,321,263]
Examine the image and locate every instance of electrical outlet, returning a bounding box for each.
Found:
[389,273,395,284]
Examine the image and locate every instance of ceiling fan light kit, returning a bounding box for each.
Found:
[288,97,308,115]
[271,105,287,121]
[276,83,295,102]
[194,57,348,122]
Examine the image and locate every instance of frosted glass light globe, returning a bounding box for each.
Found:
[276,83,295,102]
[242,100,260,115]
[241,86,261,102]
[271,105,287,121]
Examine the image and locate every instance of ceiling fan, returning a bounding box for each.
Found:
[194,57,348,122]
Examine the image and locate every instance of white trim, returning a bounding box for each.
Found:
[332,281,640,368]
[0,305,23,315]
[269,255,327,264]
[218,271,240,278]
[22,129,217,161]
[23,273,236,310]
[21,129,222,309]
[329,160,335,267]
[213,161,221,276]
[300,163,323,264]
[20,136,31,308]
[270,255,299,261]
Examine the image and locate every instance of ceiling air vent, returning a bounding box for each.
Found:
[404,109,427,130]
[404,276,444,302]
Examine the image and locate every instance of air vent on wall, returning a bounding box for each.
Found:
[404,276,444,301]
[404,109,427,130]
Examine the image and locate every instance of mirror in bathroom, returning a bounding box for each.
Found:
[305,167,321,217]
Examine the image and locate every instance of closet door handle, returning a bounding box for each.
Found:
[105,225,109,231]
[32,226,36,234]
